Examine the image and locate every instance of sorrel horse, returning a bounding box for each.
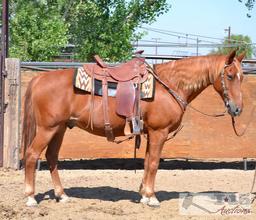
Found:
[22,50,245,207]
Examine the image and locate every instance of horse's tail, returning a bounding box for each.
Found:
[22,79,36,164]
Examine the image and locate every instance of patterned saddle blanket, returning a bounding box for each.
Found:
[74,66,155,99]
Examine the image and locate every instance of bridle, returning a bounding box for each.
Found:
[220,63,236,113]
[220,63,254,137]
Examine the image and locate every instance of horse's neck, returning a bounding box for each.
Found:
[156,56,224,104]
[183,81,210,104]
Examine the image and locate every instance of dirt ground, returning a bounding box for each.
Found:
[1,159,256,220]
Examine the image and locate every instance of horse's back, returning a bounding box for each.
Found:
[28,68,76,127]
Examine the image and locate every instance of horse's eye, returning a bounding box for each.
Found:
[227,74,233,81]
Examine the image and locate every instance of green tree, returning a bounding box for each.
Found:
[64,0,169,62]
[9,0,69,61]
[212,34,253,58]
[8,0,170,62]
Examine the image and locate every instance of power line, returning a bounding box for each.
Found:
[141,27,215,43]
[141,26,254,45]
[133,43,255,48]
[142,26,223,42]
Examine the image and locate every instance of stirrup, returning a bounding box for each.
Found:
[124,117,143,136]
[131,117,141,135]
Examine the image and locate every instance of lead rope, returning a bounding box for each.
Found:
[231,106,256,204]
[232,106,256,204]
[188,105,227,117]
[231,106,255,137]
[250,164,256,203]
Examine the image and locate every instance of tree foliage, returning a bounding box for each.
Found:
[212,34,253,58]
[9,0,69,61]
[8,0,170,61]
[239,0,255,17]
[64,0,170,62]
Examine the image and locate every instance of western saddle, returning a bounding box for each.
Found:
[83,51,148,142]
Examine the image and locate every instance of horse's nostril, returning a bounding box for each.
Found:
[235,107,241,115]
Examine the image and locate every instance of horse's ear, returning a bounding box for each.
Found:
[225,49,237,65]
[237,51,246,62]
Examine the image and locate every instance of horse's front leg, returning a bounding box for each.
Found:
[140,128,168,207]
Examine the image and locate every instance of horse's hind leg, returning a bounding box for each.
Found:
[45,125,68,202]
[25,126,59,207]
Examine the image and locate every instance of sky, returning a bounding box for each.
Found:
[137,0,256,57]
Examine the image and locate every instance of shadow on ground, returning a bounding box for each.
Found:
[36,158,256,171]
[36,187,253,204]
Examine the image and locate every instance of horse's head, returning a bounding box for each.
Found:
[213,50,245,117]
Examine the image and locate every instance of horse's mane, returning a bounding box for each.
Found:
[154,55,226,91]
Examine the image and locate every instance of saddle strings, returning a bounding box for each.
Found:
[86,65,95,130]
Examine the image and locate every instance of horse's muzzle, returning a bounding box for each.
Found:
[227,101,242,117]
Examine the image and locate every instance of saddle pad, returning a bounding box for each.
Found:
[74,67,155,99]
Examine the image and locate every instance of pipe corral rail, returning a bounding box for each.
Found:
[21,55,256,74]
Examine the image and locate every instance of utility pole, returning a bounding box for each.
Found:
[152,38,161,64]
[224,26,231,43]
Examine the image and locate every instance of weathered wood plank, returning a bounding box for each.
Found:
[4,58,21,169]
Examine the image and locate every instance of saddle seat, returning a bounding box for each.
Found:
[83,52,148,142]
[94,55,147,82]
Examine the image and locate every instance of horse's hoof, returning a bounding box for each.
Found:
[26,196,38,207]
[140,195,150,205]
[56,194,70,203]
[148,196,160,207]
[140,195,160,207]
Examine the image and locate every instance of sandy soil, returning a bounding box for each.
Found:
[1,160,256,220]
